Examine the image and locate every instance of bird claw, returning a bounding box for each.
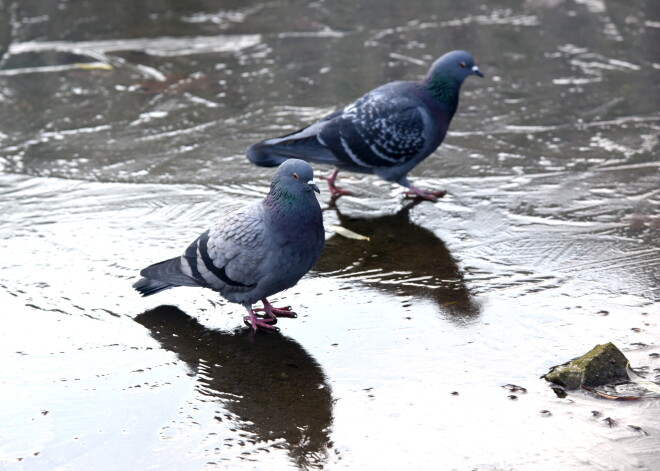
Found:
[244,315,280,332]
[328,187,352,198]
[246,300,298,331]
[404,187,447,201]
[265,306,297,318]
[323,180,352,198]
[321,169,352,198]
[256,302,298,318]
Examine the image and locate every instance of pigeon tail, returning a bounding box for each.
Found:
[133,277,175,297]
[248,137,344,168]
[133,256,200,297]
[247,141,290,167]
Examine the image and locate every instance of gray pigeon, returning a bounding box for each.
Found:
[133,159,324,331]
[247,50,483,200]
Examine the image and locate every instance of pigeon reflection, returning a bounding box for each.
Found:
[317,201,481,322]
[134,306,333,470]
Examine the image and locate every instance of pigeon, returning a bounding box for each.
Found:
[133,159,325,332]
[247,50,483,200]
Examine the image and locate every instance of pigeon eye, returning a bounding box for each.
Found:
[459,62,466,68]
[291,173,299,180]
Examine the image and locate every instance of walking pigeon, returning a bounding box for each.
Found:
[247,50,483,200]
[133,159,325,332]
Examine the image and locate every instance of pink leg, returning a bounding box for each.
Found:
[321,168,352,197]
[404,185,447,201]
[254,298,297,318]
[244,305,279,332]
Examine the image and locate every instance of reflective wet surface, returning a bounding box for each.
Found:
[1,0,659,469]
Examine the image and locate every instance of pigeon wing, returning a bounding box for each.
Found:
[318,89,427,169]
[180,204,268,294]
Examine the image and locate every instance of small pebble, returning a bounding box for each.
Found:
[627,425,647,435]
[503,384,527,393]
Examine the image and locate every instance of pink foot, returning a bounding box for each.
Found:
[244,306,279,332]
[321,168,352,198]
[404,185,447,201]
[254,298,297,319]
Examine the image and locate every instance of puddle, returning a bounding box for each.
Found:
[1,0,659,469]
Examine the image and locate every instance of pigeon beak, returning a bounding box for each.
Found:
[308,180,320,194]
[472,65,484,78]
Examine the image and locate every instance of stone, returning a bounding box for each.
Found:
[543,342,629,390]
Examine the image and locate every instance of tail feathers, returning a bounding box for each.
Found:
[247,136,342,168]
[133,256,199,297]
[133,277,176,297]
[247,116,346,168]
[247,141,289,167]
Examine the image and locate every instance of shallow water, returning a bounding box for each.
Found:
[1,0,659,469]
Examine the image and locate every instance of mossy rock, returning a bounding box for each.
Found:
[543,342,629,390]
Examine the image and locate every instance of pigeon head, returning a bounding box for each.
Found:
[423,50,483,106]
[271,159,320,196]
[426,50,483,83]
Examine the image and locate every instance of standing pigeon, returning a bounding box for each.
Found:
[133,159,325,332]
[247,50,483,200]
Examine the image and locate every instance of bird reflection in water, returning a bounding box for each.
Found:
[318,200,481,323]
[135,306,333,470]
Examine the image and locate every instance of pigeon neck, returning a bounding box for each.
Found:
[424,75,460,113]
[265,183,299,207]
[263,185,318,229]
